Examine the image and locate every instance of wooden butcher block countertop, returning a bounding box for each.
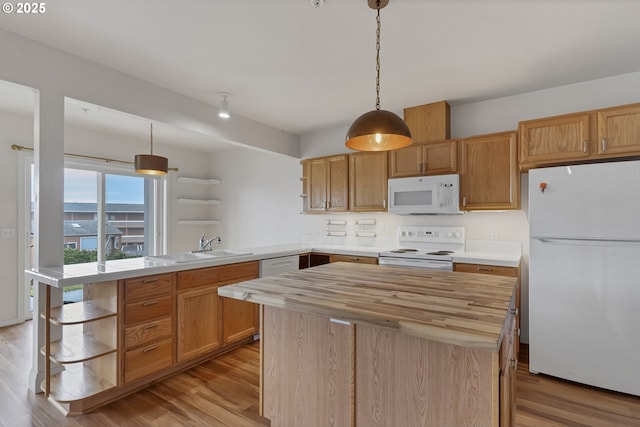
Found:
[218,262,517,352]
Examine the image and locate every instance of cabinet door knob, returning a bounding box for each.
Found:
[582,140,589,153]
[601,138,608,152]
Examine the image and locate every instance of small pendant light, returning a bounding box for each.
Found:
[135,123,168,175]
[345,0,412,151]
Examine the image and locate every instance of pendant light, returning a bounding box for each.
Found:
[345,0,412,151]
[134,123,168,175]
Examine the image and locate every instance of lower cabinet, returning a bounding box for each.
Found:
[176,285,223,362]
[262,306,514,427]
[177,261,259,362]
[122,273,175,385]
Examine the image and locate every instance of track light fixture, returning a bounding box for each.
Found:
[218,92,231,119]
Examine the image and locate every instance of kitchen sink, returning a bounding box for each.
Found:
[146,250,252,264]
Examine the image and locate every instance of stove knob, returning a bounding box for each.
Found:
[446,232,453,237]
[453,232,461,238]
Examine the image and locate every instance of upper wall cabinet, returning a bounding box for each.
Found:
[460,131,519,210]
[403,101,450,143]
[519,103,640,170]
[349,151,388,212]
[302,155,349,213]
[389,139,458,178]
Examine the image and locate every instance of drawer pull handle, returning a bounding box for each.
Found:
[143,324,159,330]
[350,257,360,261]
[477,267,493,272]
[143,345,158,353]
[143,279,158,283]
[142,301,158,307]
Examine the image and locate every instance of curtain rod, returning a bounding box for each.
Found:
[10,144,179,172]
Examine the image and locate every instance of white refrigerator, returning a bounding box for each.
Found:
[528,160,640,396]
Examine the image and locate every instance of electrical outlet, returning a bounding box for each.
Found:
[1,228,16,239]
[490,228,498,240]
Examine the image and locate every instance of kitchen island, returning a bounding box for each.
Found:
[218,262,519,427]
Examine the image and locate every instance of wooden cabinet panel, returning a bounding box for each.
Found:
[519,103,640,170]
[423,139,458,175]
[388,144,423,177]
[222,298,258,344]
[519,113,592,167]
[124,316,172,349]
[124,337,173,384]
[262,307,354,427]
[303,155,349,212]
[177,261,259,291]
[403,101,450,142]
[124,273,174,301]
[461,131,519,210]
[389,140,458,178]
[177,285,222,362]
[349,151,388,212]
[356,324,495,426]
[329,254,378,265]
[327,155,349,211]
[453,263,518,277]
[124,295,172,325]
[597,104,640,156]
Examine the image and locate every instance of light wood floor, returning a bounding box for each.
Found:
[2,321,640,426]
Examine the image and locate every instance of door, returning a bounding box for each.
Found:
[177,285,222,362]
[349,151,388,211]
[529,238,640,395]
[597,104,640,156]
[389,144,423,177]
[529,161,640,239]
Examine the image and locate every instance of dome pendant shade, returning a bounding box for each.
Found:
[134,154,168,175]
[345,109,412,151]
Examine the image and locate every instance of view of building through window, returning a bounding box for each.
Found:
[63,169,146,265]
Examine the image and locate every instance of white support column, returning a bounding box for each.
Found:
[28,90,65,393]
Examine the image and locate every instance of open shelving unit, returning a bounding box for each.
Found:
[175,176,222,226]
[41,281,118,414]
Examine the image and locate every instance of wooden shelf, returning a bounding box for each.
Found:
[42,335,117,364]
[177,198,221,205]
[177,220,221,225]
[176,177,221,185]
[43,302,116,325]
[42,362,116,403]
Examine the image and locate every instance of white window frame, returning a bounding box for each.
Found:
[18,153,168,320]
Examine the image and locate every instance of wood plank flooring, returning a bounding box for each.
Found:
[2,321,640,426]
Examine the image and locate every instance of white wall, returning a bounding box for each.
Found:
[0,111,32,326]
[209,146,306,249]
[299,71,640,343]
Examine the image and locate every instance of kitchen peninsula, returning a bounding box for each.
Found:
[218,262,519,427]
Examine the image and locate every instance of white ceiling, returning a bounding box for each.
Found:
[1,0,640,150]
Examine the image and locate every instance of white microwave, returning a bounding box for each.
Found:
[388,174,462,215]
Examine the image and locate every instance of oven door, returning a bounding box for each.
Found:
[378,256,453,271]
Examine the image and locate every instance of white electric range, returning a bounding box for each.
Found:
[378,226,465,271]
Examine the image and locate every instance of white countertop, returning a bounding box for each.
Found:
[26,241,521,287]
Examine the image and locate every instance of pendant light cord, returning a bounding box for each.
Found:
[375,0,381,111]
[150,123,154,155]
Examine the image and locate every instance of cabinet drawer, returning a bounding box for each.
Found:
[177,261,259,291]
[453,263,518,277]
[124,316,172,349]
[124,337,173,384]
[330,254,378,265]
[124,273,174,301]
[125,295,172,325]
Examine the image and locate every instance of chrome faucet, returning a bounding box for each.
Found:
[199,233,221,251]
